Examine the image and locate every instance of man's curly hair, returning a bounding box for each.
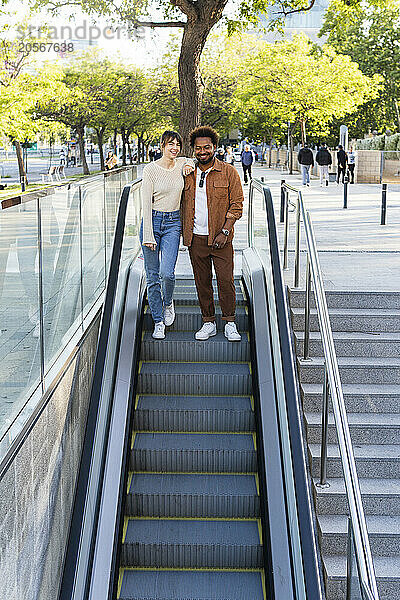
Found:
[189,126,219,148]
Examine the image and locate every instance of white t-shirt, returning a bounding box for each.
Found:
[193,166,212,235]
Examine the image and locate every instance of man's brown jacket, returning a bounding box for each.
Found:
[181,158,244,247]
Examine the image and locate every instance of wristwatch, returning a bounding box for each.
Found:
[221,228,230,236]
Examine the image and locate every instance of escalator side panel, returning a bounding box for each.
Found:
[88,260,145,600]
[242,247,296,600]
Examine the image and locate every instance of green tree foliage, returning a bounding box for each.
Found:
[320,0,400,134]
[235,34,380,145]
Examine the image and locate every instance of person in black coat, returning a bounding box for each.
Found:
[337,145,348,184]
[297,143,314,186]
[315,143,332,186]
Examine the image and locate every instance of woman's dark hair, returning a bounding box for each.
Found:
[160,130,183,150]
[189,126,219,148]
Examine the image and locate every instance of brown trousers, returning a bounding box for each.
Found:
[188,234,235,322]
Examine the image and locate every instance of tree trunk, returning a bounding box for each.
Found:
[127,135,133,164]
[95,127,106,171]
[300,119,307,146]
[15,140,28,186]
[178,20,215,155]
[121,129,127,166]
[77,127,90,175]
[394,99,400,131]
[113,129,118,154]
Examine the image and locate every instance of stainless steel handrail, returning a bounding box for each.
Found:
[280,181,379,600]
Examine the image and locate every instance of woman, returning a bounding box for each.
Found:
[140,130,194,339]
[105,150,118,170]
[224,146,235,165]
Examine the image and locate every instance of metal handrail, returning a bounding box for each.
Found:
[280,181,379,600]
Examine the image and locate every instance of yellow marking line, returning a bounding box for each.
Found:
[261,569,267,600]
[134,394,140,409]
[132,471,257,476]
[122,517,129,543]
[120,566,263,573]
[140,360,249,365]
[258,519,263,545]
[138,360,143,373]
[133,430,252,435]
[131,431,137,449]
[126,472,133,494]
[136,394,251,399]
[252,432,257,451]
[117,569,124,599]
[250,395,255,411]
[125,516,259,522]
[255,473,260,496]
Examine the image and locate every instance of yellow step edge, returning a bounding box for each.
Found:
[132,471,257,476]
[140,360,250,365]
[261,569,267,600]
[117,568,124,599]
[131,432,137,450]
[252,432,257,451]
[131,431,255,436]
[120,566,263,573]
[258,518,263,545]
[126,472,133,494]
[125,516,259,522]
[136,394,252,399]
[255,473,260,496]
[134,394,140,409]
[122,517,129,543]
[250,395,255,411]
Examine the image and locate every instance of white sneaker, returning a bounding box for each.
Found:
[195,322,217,340]
[152,322,165,339]
[164,301,175,326]
[224,322,241,342]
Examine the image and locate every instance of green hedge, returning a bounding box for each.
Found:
[356,133,400,151]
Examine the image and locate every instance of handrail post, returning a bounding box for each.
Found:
[381,183,387,225]
[343,175,348,209]
[303,254,311,360]
[283,189,289,269]
[280,180,286,222]
[319,365,329,486]
[294,194,301,287]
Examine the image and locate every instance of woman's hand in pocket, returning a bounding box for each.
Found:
[144,243,157,251]
[183,164,195,176]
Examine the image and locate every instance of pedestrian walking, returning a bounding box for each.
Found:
[337,145,347,184]
[140,130,194,339]
[105,150,118,170]
[241,144,254,184]
[316,143,332,186]
[297,143,314,186]
[181,125,244,342]
[59,148,66,166]
[347,146,356,183]
[224,146,235,165]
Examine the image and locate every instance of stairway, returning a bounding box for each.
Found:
[289,289,400,600]
[117,277,266,600]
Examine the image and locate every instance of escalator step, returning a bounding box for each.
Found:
[118,568,265,600]
[125,473,259,518]
[141,332,250,362]
[171,292,246,307]
[134,395,254,432]
[120,519,263,568]
[130,433,257,472]
[143,307,248,332]
[137,363,251,396]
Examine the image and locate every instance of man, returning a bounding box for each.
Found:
[297,143,314,186]
[181,125,244,342]
[337,145,348,184]
[315,143,332,187]
[241,144,254,184]
[347,146,356,183]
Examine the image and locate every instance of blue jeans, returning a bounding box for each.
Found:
[301,164,311,184]
[140,210,181,323]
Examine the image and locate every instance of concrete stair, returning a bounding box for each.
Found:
[289,289,400,600]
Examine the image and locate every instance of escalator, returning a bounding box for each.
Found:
[59,179,324,600]
[118,277,265,599]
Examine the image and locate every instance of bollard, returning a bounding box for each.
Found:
[280,180,286,222]
[20,175,26,193]
[261,176,264,182]
[381,184,387,225]
[343,175,348,208]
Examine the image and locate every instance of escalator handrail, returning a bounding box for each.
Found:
[59,178,142,600]
[249,179,323,600]
[281,181,379,599]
